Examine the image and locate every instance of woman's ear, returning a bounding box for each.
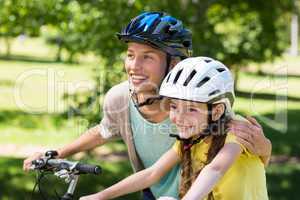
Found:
[212,104,225,121]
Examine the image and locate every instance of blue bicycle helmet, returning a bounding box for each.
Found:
[117,11,193,59]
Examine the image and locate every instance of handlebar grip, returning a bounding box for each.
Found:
[75,163,102,175]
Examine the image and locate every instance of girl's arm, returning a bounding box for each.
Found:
[80,148,180,200]
[182,143,242,200]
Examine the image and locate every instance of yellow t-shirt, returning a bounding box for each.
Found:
[173,133,268,200]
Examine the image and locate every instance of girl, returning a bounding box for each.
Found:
[79,57,269,200]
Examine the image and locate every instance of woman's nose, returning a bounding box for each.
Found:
[129,57,143,72]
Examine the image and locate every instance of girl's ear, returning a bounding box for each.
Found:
[162,97,171,112]
[169,57,181,70]
[212,104,225,121]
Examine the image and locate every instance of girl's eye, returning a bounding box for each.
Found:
[170,104,177,110]
[188,108,198,112]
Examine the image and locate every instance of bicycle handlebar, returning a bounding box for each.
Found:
[31,158,102,175]
[75,163,101,175]
[30,151,102,200]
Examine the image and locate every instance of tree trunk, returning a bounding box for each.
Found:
[257,64,264,76]
[290,14,298,56]
[233,65,240,92]
[4,36,11,58]
[68,52,75,63]
[56,43,62,62]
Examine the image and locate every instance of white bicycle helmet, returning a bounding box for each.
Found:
[159,56,235,116]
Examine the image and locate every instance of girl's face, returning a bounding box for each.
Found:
[125,42,167,93]
[169,99,209,139]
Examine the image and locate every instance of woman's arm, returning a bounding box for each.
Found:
[23,125,105,171]
[56,125,106,158]
[229,116,272,166]
[80,148,180,200]
[182,143,242,200]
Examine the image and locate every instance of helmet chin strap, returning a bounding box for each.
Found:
[130,54,172,108]
[169,133,207,151]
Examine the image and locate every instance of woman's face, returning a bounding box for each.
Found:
[125,42,167,93]
[169,99,209,139]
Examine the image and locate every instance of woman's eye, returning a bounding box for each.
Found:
[127,53,134,59]
[144,55,153,60]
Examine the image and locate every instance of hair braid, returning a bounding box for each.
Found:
[179,143,193,199]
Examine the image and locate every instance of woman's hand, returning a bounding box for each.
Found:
[228,116,272,165]
[23,152,44,171]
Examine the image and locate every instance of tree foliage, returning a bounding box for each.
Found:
[1,0,295,64]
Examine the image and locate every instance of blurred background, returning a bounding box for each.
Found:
[0,0,299,199]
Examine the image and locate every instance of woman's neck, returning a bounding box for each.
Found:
[134,92,169,123]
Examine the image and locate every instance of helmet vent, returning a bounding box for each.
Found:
[209,90,221,96]
[183,40,191,47]
[183,70,197,86]
[166,73,171,83]
[217,68,226,72]
[204,59,212,63]
[173,69,183,84]
[196,77,210,88]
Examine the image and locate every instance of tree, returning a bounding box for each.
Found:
[131,0,294,89]
[60,0,295,123]
[0,0,43,56]
[0,0,69,57]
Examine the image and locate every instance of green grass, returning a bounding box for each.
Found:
[237,72,300,99]
[266,163,300,200]
[0,58,97,148]
[0,43,98,147]
[0,37,56,60]
[0,59,94,112]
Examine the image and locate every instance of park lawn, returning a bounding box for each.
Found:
[0,58,96,148]
[0,59,95,112]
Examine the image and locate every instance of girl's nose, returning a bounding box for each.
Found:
[175,111,186,124]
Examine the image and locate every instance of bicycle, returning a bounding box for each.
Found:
[30,150,102,200]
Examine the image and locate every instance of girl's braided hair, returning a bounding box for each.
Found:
[179,111,230,199]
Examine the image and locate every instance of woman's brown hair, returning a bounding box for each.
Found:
[179,106,229,199]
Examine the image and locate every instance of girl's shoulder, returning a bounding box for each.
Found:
[225,132,255,158]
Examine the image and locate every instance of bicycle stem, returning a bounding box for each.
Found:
[60,175,79,200]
